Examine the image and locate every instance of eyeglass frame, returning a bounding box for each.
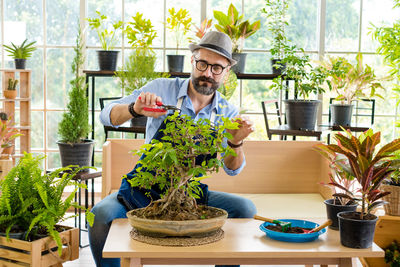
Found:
[193,58,230,75]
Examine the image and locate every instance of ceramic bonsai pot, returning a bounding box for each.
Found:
[127,206,228,237]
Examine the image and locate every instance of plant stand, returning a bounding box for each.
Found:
[0,227,78,267]
[360,215,400,267]
[0,158,13,179]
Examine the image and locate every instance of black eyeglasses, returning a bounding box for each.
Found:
[194,59,229,75]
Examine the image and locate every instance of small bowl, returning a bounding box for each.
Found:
[259,219,326,243]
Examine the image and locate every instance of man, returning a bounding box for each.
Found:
[90,31,257,267]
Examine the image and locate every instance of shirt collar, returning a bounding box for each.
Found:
[177,78,221,113]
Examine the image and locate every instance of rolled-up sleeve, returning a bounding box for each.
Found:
[223,157,246,176]
[99,94,139,127]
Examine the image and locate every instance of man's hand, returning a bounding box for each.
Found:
[226,115,255,145]
[134,92,167,118]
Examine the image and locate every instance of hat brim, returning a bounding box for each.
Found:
[189,43,237,66]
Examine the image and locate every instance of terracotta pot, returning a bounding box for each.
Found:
[3,90,17,99]
[0,146,13,159]
[127,206,228,237]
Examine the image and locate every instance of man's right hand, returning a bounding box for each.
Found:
[134,92,167,118]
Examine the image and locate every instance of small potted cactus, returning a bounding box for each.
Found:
[4,78,18,99]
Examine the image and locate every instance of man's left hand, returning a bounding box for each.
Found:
[226,115,255,145]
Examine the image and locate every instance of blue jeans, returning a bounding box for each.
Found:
[88,191,257,267]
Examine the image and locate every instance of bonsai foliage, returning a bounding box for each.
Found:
[86,11,124,50]
[319,54,386,104]
[125,12,157,51]
[166,8,192,54]
[58,23,90,144]
[0,153,94,255]
[261,0,291,59]
[213,3,261,53]
[315,129,400,219]
[385,240,400,267]
[4,39,36,59]
[7,78,18,90]
[125,112,239,220]
[0,117,22,150]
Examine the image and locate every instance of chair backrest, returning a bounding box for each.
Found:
[261,99,282,140]
[328,98,375,126]
[99,97,122,110]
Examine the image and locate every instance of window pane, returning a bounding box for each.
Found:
[46,0,79,45]
[4,0,43,45]
[47,111,63,150]
[326,0,360,52]
[29,48,45,109]
[125,0,164,47]
[242,80,279,113]
[86,0,123,48]
[48,152,62,169]
[287,0,318,51]
[31,111,44,149]
[361,0,400,52]
[47,48,74,109]
[243,0,267,50]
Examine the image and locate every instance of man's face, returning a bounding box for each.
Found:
[191,49,230,96]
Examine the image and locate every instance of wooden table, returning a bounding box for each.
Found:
[103,218,384,267]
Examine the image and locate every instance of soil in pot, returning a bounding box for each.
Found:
[266,225,312,233]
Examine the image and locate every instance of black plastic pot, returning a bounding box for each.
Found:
[271,58,286,75]
[14,58,26,69]
[324,199,358,230]
[167,55,185,72]
[330,104,353,126]
[231,53,247,74]
[0,231,26,240]
[337,211,378,249]
[283,100,320,130]
[97,50,119,71]
[57,139,95,170]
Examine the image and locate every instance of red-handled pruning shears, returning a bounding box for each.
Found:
[138,96,181,113]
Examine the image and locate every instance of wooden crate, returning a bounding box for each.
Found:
[0,159,13,179]
[360,215,400,267]
[0,227,79,267]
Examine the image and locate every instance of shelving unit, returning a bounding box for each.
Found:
[0,69,31,159]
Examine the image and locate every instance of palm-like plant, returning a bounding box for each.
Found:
[315,129,400,219]
[4,39,36,59]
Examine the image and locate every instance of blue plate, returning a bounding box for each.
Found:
[259,219,326,243]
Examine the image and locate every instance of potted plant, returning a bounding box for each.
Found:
[317,129,400,248]
[213,3,261,73]
[126,113,238,238]
[0,153,94,257]
[3,39,36,69]
[0,117,22,159]
[4,78,18,99]
[270,47,327,130]
[380,150,400,216]
[261,0,291,75]
[87,11,123,71]
[385,240,400,266]
[58,24,94,169]
[165,8,192,72]
[319,53,386,126]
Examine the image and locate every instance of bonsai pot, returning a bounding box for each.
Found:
[14,58,26,69]
[57,139,95,170]
[271,58,286,75]
[127,206,228,237]
[97,50,119,71]
[283,99,320,130]
[3,90,17,99]
[330,104,353,126]
[380,183,400,216]
[167,55,185,72]
[337,211,378,249]
[324,199,358,230]
[231,53,247,74]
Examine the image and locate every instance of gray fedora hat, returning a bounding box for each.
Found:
[189,31,237,66]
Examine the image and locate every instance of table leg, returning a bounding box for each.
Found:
[339,258,353,267]
[121,258,142,267]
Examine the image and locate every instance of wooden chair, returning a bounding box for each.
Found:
[261,100,323,141]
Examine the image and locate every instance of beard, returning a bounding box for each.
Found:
[191,75,221,96]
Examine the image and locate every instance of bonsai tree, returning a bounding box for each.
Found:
[58,24,90,144]
[0,153,94,255]
[315,129,400,219]
[86,11,123,51]
[319,53,387,105]
[213,3,261,54]
[125,112,239,220]
[166,8,192,54]
[116,12,169,95]
[4,39,36,59]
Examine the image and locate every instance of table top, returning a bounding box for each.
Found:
[103,218,383,259]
